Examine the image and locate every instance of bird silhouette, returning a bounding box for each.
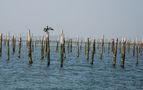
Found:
[43,26,54,32]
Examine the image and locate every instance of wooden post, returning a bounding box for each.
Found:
[67,39,70,53]
[127,41,130,54]
[0,33,2,57]
[80,40,83,52]
[6,33,10,61]
[18,34,22,58]
[56,39,59,52]
[86,38,90,62]
[27,30,33,64]
[112,38,118,67]
[84,40,87,56]
[100,37,104,60]
[136,44,139,65]
[70,39,72,53]
[91,39,95,65]
[133,40,135,57]
[60,31,65,68]
[121,38,126,68]
[108,41,111,55]
[47,32,50,66]
[41,36,44,60]
[77,37,80,58]
[12,35,16,55]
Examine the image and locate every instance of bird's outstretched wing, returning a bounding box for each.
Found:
[49,27,54,30]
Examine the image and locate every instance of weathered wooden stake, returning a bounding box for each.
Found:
[47,33,50,66]
[100,37,104,60]
[133,40,135,57]
[27,30,33,64]
[112,38,118,67]
[41,36,44,60]
[12,35,16,55]
[80,40,83,52]
[91,39,95,65]
[60,31,65,68]
[70,39,72,53]
[121,39,126,68]
[56,39,59,52]
[18,34,22,58]
[86,38,90,62]
[136,45,139,65]
[77,38,80,58]
[0,33,2,57]
[127,41,130,54]
[108,41,111,54]
[84,41,87,56]
[6,33,10,60]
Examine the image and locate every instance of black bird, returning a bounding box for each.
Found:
[43,26,54,32]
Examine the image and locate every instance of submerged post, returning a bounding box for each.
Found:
[60,30,65,68]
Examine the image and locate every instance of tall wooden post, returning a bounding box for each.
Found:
[18,34,22,58]
[60,31,65,68]
[91,39,95,65]
[86,38,90,62]
[0,33,2,57]
[121,39,126,68]
[77,37,80,58]
[41,36,44,60]
[27,30,33,64]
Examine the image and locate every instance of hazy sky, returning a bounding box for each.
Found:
[0,0,143,39]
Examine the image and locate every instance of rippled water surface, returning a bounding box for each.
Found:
[0,42,143,90]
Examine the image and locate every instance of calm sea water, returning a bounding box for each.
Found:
[0,42,143,90]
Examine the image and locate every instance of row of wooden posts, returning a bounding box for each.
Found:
[0,32,143,68]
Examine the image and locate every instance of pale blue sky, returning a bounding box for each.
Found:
[0,0,143,39]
